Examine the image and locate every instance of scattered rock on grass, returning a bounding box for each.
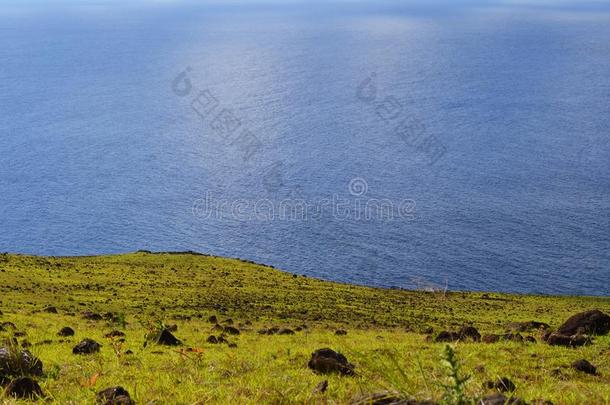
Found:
[96,386,135,405]
[557,310,610,336]
[0,348,43,382]
[571,359,597,375]
[206,335,218,344]
[223,326,240,335]
[207,315,218,324]
[58,327,75,337]
[278,328,295,335]
[43,306,58,314]
[4,376,44,399]
[459,326,481,342]
[150,329,181,346]
[82,311,103,321]
[435,331,460,342]
[308,348,355,376]
[313,380,328,394]
[335,330,348,336]
[546,333,589,347]
[105,330,126,338]
[73,339,101,354]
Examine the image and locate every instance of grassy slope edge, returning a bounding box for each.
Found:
[0,252,609,404]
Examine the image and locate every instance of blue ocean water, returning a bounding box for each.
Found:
[0,0,609,295]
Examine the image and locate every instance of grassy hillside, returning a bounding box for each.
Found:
[0,252,609,404]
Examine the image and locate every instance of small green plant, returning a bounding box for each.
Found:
[439,345,471,405]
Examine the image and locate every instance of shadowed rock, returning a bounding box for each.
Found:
[150,329,181,346]
[43,306,58,314]
[82,311,103,321]
[308,348,355,376]
[435,331,460,342]
[206,335,218,344]
[207,315,218,324]
[96,386,135,405]
[105,330,126,338]
[278,328,295,335]
[459,326,481,342]
[223,326,240,335]
[571,359,596,375]
[557,310,610,336]
[5,376,43,399]
[73,339,101,354]
[546,333,589,347]
[335,330,348,336]
[435,326,480,343]
[58,327,75,337]
[0,348,43,384]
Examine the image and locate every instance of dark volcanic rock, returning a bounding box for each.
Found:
[5,376,44,399]
[571,359,597,375]
[308,348,355,376]
[58,327,75,337]
[479,393,526,405]
[82,311,103,321]
[96,386,135,405]
[485,377,516,392]
[150,329,181,346]
[435,327,480,342]
[105,330,126,338]
[206,335,218,344]
[207,315,218,324]
[277,328,295,335]
[223,326,240,335]
[502,333,524,342]
[546,333,589,347]
[557,310,610,336]
[335,329,348,336]
[0,348,43,383]
[459,326,481,342]
[43,306,58,314]
[435,331,460,342]
[73,339,101,354]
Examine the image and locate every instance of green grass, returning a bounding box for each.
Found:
[0,252,609,404]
